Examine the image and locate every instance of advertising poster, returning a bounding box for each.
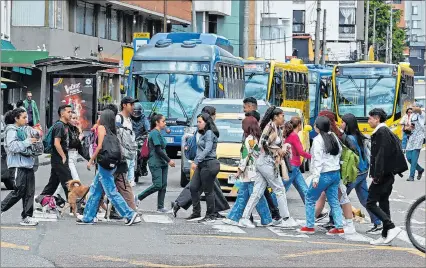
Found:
[52,77,95,130]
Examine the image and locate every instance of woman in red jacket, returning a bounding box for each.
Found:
[283,117,311,203]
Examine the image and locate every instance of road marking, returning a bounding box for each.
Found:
[1,226,37,230]
[32,211,58,222]
[281,248,369,258]
[211,224,246,234]
[142,214,173,224]
[267,227,309,238]
[171,234,303,243]
[87,255,221,267]
[1,241,29,250]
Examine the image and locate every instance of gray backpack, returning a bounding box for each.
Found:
[116,115,137,160]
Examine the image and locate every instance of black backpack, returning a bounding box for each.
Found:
[97,128,122,170]
[387,128,408,176]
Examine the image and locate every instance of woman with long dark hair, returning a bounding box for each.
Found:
[136,113,175,212]
[341,113,382,234]
[223,116,272,226]
[283,117,311,203]
[239,106,298,228]
[68,112,82,180]
[299,116,344,235]
[77,109,140,226]
[188,113,221,223]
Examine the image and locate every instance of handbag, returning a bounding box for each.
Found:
[280,159,290,181]
[97,128,122,170]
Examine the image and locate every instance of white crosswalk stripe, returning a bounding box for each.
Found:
[212,224,246,234]
[32,210,58,222]
[142,214,173,224]
[267,227,309,238]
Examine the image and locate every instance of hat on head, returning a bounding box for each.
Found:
[121,96,138,105]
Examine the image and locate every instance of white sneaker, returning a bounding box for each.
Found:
[222,218,239,226]
[383,227,402,244]
[239,218,256,228]
[271,219,283,226]
[20,217,38,226]
[280,217,298,228]
[344,221,357,234]
[134,195,140,208]
[370,236,391,246]
[133,215,142,224]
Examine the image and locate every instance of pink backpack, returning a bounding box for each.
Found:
[140,138,149,159]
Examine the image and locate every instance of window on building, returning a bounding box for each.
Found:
[76,1,95,36]
[393,0,402,4]
[412,5,418,15]
[412,20,420,29]
[98,6,107,38]
[339,7,356,38]
[110,9,119,41]
[410,49,421,58]
[12,0,45,26]
[293,10,305,33]
[49,1,63,29]
[411,34,418,42]
[208,14,218,34]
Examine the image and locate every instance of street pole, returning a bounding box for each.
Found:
[321,9,327,65]
[163,0,167,33]
[372,8,377,60]
[243,0,249,58]
[0,0,3,185]
[284,31,286,61]
[385,25,389,63]
[314,0,321,64]
[389,3,393,63]
[364,0,370,60]
[192,0,197,32]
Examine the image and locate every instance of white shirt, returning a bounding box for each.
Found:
[116,113,133,131]
[308,133,342,184]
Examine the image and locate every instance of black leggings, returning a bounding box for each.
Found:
[190,159,220,217]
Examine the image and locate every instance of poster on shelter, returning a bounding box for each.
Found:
[52,77,94,130]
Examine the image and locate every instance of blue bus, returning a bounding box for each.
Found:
[306,64,333,141]
[126,34,245,157]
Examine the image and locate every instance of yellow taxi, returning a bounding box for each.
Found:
[278,107,312,173]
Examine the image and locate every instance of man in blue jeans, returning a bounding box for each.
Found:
[405,103,425,181]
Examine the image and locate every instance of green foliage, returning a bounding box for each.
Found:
[368,0,407,63]
[99,94,113,103]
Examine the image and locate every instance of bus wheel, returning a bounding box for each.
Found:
[180,170,189,188]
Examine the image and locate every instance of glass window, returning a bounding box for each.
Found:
[76,3,85,34]
[412,20,419,29]
[85,4,94,36]
[49,1,63,29]
[12,0,45,26]
[293,10,305,33]
[98,6,106,38]
[244,73,269,100]
[412,5,418,15]
[110,10,119,41]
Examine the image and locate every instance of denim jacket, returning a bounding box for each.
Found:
[4,124,34,169]
[194,130,217,165]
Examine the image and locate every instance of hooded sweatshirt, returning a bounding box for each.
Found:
[4,124,34,169]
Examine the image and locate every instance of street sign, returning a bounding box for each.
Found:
[133,32,150,52]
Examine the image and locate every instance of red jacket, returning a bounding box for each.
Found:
[285,132,311,167]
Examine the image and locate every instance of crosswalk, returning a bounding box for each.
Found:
[31,209,423,249]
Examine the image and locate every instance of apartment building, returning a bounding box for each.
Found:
[405,0,425,75]
[291,0,364,63]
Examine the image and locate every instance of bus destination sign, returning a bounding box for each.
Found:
[244,63,266,73]
[340,67,393,76]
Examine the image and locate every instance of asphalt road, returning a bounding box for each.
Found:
[1,150,425,267]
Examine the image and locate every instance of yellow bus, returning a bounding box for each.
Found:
[330,61,415,138]
[244,58,310,125]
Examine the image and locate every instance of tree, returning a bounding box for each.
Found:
[368,0,407,63]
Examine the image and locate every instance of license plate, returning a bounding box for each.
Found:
[165,137,174,143]
[228,174,237,184]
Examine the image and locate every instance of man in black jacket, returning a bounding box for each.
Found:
[367,108,405,246]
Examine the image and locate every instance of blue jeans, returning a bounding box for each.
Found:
[406,149,424,178]
[127,158,135,182]
[283,165,308,204]
[82,165,136,223]
[227,181,272,225]
[346,172,381,225]
[402,132,408,150]
[305,170,343,228]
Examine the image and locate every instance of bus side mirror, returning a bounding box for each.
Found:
[304,125,313,132]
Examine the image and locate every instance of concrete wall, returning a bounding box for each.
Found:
[194,0,231,16]
[217,0,242,56]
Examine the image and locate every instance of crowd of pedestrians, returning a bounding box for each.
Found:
[0,95,424,248]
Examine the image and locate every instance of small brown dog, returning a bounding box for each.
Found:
[62,180,107,217]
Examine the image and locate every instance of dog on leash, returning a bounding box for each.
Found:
[35,194,67,218]
[62,180,108,217]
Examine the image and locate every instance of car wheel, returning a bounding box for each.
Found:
[180,170,189,188]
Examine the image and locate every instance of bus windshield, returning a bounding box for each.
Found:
[244,73,269,100]
[336,76,396,118]
[135,73,208,120]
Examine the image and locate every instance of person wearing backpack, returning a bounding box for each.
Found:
[136,114,175,213]
[1,109,39,226]
[367,108,406,245]
[341,113,382,235]
[38,105,73,201]
[116,96,138,187]
[77,109,141,225]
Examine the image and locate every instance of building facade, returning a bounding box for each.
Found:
[291,0,364,63]
[405,0,425,76]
